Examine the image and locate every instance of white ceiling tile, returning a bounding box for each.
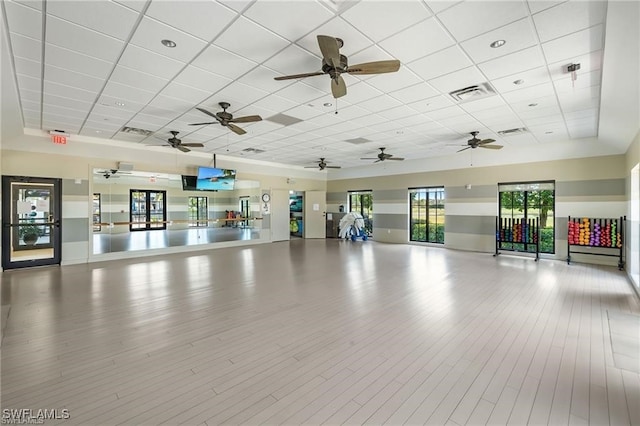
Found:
[13,0,42,11]
[478,46,545,80]
[44,64,104,93]
[44,80,98,103]
[191,44,258,79]
[9,32,41,61]
[275,81,327,104]
[253,94,300,114]
[490,67,551,94]
[13,56,41,79]
[379,18,454,63]
[564,108,598,122]
[408,95,455,113]
[145,1,238,42]
[215,81,270,108]
[425,1,462,14]
[541,25,603,64]
[389,82,439,104]
[380,105,422,121]
[244,0,333,42]
[436,1,529,42]
[296,18,372,58]
[461,18,538,64]
[283,104,324,121]
[519,105,562,121]
[129,17,208,63]
[147,95,193,114]
[218,0,252,13]
[547,50,602,81]
[87,104,133,121]
[43,93,92,111]
[214,17,290,63]
[553,69,601,93]
[173,66,233,94]
[47,0,138,40]
[20,89,40,104]
[21,99,40,111]
[428,66,487,94]
[407,45,473,81]
[42,108,85,122]
[110,65,169,94]
[426,105,466,120]
[527,0,566,14]
[46,16,124,62]
[341,1,431,43]
[500,133,538,146]
[511,97,560,115]
[238,66,297,94]
[97,95,145,113]
[102,80,157,105]
[358,95,403,113]
[533,1,606,42]
[501,82,556,103]
[119,45,185,80]
[45,43,112,80]
[460,95,506,113]
[139,104,185,121]
[5,1,42,40]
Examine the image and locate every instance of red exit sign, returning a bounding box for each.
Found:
[52,135,67,145]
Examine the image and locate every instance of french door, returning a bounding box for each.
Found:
[130,190,167,231]
[1,176,62,270]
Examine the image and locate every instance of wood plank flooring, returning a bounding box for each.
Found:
[1,239,639,425]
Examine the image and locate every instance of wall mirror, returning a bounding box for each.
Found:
[91,168,261,255]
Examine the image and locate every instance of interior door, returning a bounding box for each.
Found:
[1,176,62,270]
[270,189,290,242]
[304,190,326,239]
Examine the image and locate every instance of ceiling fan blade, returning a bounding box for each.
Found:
[347,60,401,75]
[181,143,205,148]
[229,115,262,123]
[177,145,190,153]
[326,166,342,169]
[479,144,503,150]
[317,35,341,68]
[227,123,246,135]
[189,121,218,126]
[360,157,378,160]
[457,146,471,152]
[387,157,405,161]
[478,138,496,145]
[331,75,347,98]
[274,71,325,81]
[196,107,223,122]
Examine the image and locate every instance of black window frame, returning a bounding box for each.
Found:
[409,186,445,244]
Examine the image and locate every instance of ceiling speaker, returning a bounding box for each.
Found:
[118,162,134,171]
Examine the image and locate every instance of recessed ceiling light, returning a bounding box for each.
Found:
[528,103,538,107]
[513,79,525,85]
[490,39,506,48]
[161,39,176,48]
[323,103,332,107]
[115,101,125,106]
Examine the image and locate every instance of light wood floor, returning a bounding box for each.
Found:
[1,240,639,425]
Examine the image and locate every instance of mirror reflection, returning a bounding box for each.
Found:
[92,169,261,255]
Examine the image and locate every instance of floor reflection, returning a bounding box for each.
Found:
[93,227,261,254]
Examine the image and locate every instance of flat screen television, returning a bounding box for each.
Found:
[196,167,236,191]
[181,175,198,191]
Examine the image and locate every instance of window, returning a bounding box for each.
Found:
[130,190,167,231]
[409,187,445,243]
[499,181,555,254]
[188,196,208,227]
[348,191,373,235]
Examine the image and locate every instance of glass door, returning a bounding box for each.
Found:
[130,189,166,231]
[1,176,62,270]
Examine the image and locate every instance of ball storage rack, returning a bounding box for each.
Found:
[567,216,625,270]
[494,217,540,261]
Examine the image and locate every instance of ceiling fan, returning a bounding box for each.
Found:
[274,35,401,99]
[189,102,262,135]
[457,131,503,152]
[361,147,405,163]
[305,158,341,171]
[96,169,120,179]
[151,131,204,153]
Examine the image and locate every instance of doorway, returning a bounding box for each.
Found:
[1,176,62,270]
[130,189,167,231]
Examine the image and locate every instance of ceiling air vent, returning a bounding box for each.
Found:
[497,127,528,136]
[449,83,496,103]
[266,113,303,126]
[345,137,371,145]
[120,126,153,136]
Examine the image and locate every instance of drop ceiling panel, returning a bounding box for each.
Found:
[460,18,538,64]
[214,17,290,63]
[5,1,42,40]
[548,50,602,80]
[238,66,297,94]
[145,1,238,42]
[490,67,551,94]
[191,44,258,79]
[46,0,138,40]
[478,46,545,80]
[341,1,431,43]
[358,94,403,113]
[158,81,211,105]
[172,66,233,95]
[244,0,333,42]
[427,66,487,94]
[44,64,105,93]
[101,81,156,105]
[44,81,98,103]
[407,45,473,82]
[553,69,601,93]
[13,56,41,79]
[217,81,270,108]
[436,1,529,42]
[408,95,456,113]
[129,17,208,63]
[379,18,454,63]
[18,74,42,92]
[118,45,185,80]
[533,1,606,43]
[9,32,42,61]
[460,96,506,113]
[110,65,169,93]
[45,44,113,80]
[501,82,556,103]
[541,25,604,64]
[45,16,124,62]
[43,94,92,112]
[274,81,326,104]
[366,67,423,94]
[388,82,439,104]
